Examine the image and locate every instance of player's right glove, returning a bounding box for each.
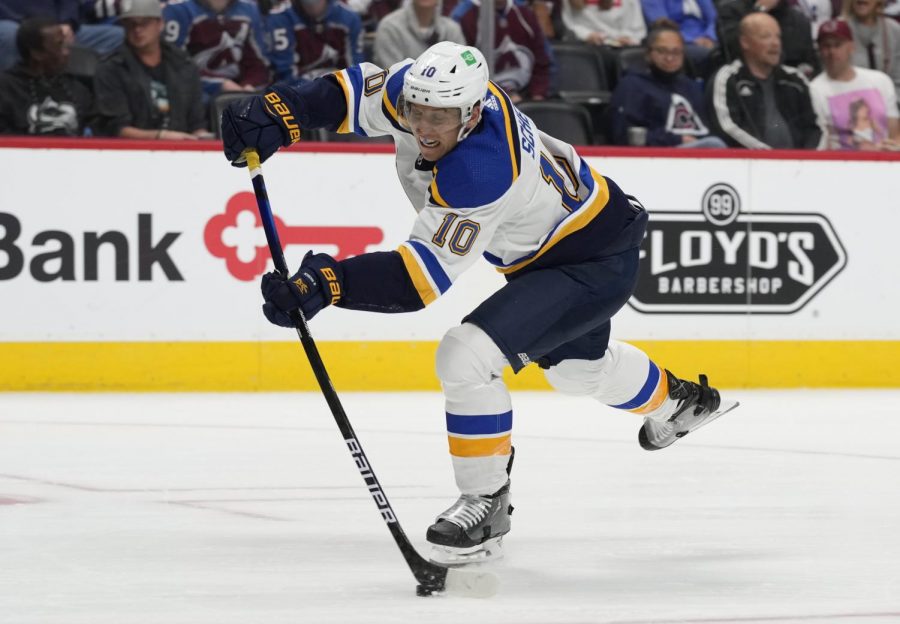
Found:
[260,252,343,327]
[221,88,302,167]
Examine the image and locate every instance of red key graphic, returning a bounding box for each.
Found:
[205,191,384,281]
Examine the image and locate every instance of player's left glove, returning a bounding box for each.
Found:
[221,87,302,167]
[260,252,343,327]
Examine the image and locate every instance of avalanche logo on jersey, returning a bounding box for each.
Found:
[190,22,251,79]
[666,93,708,136]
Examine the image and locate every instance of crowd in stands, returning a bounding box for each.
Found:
[0,0,897,150]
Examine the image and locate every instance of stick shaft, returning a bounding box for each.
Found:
[242,149,447,591]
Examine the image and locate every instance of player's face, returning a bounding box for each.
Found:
[406,103,464,161]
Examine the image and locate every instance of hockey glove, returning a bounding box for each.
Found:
[222,88,302,167]
[260,252,343,327]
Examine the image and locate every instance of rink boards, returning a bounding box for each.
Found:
[0,140,897,390]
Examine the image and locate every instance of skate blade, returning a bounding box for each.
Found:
[640,400,740,451]
[429,536,503,566]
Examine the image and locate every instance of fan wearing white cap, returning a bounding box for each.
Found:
[222,41,736,565]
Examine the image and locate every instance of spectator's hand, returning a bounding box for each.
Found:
[694,36,715,49]
[681,135,698,144]
[615,36,637,47]
[221,90,296,167]
[510,92,523,104]
[260,252,343,327]
[586,32,606,45]
[159,130,200,140]
[59,23,75,46]
[220,79,245,92]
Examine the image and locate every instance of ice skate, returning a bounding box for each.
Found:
[639,371,739,451]
[426,481,513,565]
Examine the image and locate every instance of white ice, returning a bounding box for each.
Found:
[1,390,898,624]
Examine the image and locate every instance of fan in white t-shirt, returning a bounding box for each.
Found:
[810,18,900,149]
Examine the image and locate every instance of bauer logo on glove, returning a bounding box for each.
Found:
[263,92,301,144]
[260,252,344,327]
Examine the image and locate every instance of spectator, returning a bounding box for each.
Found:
[640,0,718,74]
[810,18,899,148]
[842,0,900,99]
[0,1,124,71]
[162,0,270,98]
[266,0,363,80]
[373,0,465,68]
[561,0,646,88]
[562,0,647,47]
[0,16,96,135]
[788,0,841,36]
[453,0,553,101]
[717,0,819,75]
[95,0,208,139]
[708,11,823,147]
[608,19,726,145]
[531,0,565,39]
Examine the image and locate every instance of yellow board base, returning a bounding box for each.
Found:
[1,340,897,391]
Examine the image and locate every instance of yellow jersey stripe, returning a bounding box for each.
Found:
[382,87,400,123]
[487,83,519,183]
[397,244,438,306]
[429,168,449,207]
[497,169,611,275]
[630,367,670,414]
[448,434,512,458]
[332,71,352,134]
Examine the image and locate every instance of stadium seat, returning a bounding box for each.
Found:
[517,101,594,146]
[549,42,611,105]
[210,91,260,138]
[66,45,100,79]
[617,47,648,77]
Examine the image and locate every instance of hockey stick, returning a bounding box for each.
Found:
[241,148,498,598]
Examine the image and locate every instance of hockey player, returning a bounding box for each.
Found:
[221,42,736,564]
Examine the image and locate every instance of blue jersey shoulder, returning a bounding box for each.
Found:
[429,83,524,209]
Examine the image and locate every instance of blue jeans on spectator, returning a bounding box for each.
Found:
[0,20,123,71]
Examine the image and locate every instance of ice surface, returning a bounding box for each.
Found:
[1,390,898,624]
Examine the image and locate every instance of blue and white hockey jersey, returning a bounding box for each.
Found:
[273,60,645,311]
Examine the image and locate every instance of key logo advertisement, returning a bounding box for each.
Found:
[629,183,848,314]
[0,192,383,283]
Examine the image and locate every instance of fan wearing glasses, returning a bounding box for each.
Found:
[608,19,726,147]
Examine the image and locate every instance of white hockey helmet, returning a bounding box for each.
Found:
[401,42,489,141]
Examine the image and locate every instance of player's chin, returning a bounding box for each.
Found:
[419,143,446,160]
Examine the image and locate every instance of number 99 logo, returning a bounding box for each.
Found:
[701,183,741,226]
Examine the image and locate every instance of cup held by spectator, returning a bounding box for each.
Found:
[627,126,648,145]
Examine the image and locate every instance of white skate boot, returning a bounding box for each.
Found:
[639,371,739,451]
[426,481,513,565]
